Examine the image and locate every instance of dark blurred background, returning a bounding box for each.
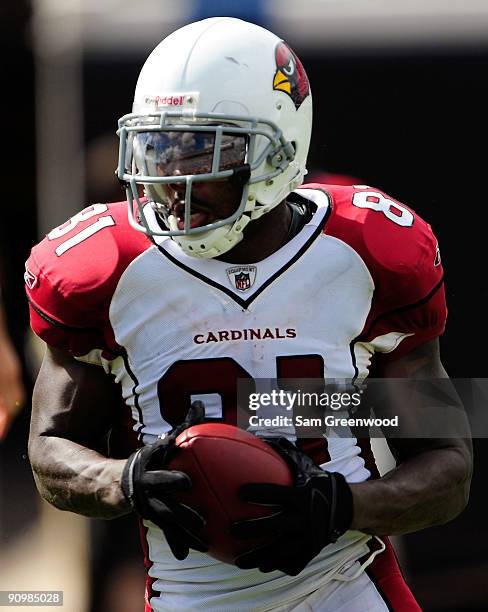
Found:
[1,1,487,610]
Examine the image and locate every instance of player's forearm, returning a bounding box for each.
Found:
[29,435,130,519]
[349,445,471,535]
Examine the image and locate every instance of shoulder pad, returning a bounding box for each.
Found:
[319,184,443,309]
[25,201,151,356]
[303,184,447,357]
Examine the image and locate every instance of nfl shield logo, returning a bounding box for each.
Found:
[235,272,251,291]
[226,265,257,292]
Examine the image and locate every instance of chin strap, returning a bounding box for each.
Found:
[173,213,252,259]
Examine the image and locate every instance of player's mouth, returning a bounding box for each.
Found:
[172,201,212,230]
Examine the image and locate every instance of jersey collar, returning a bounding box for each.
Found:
[143,188,331,308]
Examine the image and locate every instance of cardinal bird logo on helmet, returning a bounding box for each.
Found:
[273,41,310,109]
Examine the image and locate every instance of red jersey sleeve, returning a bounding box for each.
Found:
[25,202,150,358]
[310,183,447,359]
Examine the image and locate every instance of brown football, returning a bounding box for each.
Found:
[168,423,293,564]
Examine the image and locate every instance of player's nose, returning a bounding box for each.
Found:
[164,168,185,194]
[167,180,186,199]
[168,179,207,201]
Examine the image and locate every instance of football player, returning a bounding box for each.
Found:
[26,18,472,611]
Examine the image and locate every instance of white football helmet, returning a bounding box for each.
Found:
[117,17,313,258]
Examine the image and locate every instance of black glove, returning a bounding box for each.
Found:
[231,438,353,575]
[121,401,208,560]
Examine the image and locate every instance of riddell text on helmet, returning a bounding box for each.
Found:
[193,327,297,344]
[144,95,186,107]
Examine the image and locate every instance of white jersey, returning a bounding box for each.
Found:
[26,184,446,611]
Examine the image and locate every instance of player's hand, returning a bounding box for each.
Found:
[231,437,353,575]
[121,401,208,560]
